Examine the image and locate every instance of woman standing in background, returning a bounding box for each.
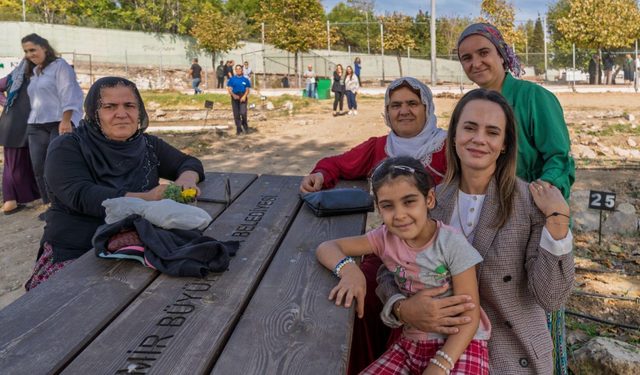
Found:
[354,57,362,85]
[0,59,41,215]
[344,66,359,115]
[332,64,345,117]
[22,33,83,220]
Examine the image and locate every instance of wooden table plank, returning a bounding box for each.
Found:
[196,172,257,221]
[0,173,256,375]
[212,180,370,375]
[62,175,303,375]
[0,254,156,375]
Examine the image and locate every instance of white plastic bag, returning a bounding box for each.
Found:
[103,197,212,231]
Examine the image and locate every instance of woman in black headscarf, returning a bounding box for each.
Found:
[25,77,205,291]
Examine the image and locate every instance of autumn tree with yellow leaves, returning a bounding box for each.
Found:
[190,4,244,68]
[478,0,524,46]
[376,12,416,77]
[556,0,640,81]
[255,0,338,87]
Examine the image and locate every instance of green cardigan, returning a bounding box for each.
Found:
[502,73,575,200]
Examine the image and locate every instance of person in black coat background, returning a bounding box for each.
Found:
[331,64,345,116]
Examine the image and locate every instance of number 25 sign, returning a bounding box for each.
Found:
[589,191,616,211]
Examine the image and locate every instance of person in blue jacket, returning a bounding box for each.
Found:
[227,65,251,135]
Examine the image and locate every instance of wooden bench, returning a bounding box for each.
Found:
[0,173,369,375]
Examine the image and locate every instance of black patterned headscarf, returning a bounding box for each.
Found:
[457,23,525,78]
[82,77,149,141]
[73,77,159,191]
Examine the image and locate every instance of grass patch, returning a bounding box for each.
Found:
[592,124,640,136]
[140,91,315,114]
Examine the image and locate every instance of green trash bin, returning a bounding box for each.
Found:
[317,78,332,100]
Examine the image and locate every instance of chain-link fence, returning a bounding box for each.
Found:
[3,18,639,92]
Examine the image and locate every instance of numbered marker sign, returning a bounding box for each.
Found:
[261,96,267,101]
[589,191,616,211]
[204,100,214,109]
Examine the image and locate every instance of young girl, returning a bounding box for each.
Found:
[317,156,490,375]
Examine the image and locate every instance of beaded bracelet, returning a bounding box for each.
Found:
[429,358,451,375]
[436,350,455,369]
[333,257,356,278]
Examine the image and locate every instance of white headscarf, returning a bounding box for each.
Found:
[384,77,447,174]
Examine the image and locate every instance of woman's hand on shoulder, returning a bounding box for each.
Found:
[300,172,324,194]
[329,263,366,318]
[529,179,569,217]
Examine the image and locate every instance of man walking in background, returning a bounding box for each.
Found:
[227,64,251,136]
[243,61,253,81]
[603,53,614,85]
[216,60,225,89]
[303,65,316,99]
[189,58,203,95]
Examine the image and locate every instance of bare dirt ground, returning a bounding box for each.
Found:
[1,92,639,359]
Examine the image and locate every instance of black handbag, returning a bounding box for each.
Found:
[300,188,375,217]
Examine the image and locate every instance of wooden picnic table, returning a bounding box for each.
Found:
[0,172,369,375]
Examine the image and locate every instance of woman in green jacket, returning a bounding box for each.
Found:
[456,23,574,374]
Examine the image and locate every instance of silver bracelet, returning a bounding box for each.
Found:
[429,358,450,375]
[436,350,455,369]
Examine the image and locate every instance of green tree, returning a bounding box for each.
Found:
[326,0,375,51]
[529,18,545,75]
[225,0,261,39]
[377,12,415,76]
[556,0,640,81]
[256,0,336,87]
[515,20,533,64]
[478,0,523,45]
[438,14,473,59]
[190,4,243,68]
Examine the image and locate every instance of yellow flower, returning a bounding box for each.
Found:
[181,189,197,198]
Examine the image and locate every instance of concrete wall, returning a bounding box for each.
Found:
[1,22,472,84]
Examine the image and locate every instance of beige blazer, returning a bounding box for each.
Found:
[377,178,574,374]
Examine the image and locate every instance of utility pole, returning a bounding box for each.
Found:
[430,0,437,86]
[262,23,266,89]
[380,20,385,86]
[543,17,548,83]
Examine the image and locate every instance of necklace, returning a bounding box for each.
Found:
[457,189,474,240]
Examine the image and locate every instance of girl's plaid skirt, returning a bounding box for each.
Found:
[360,336,489,375]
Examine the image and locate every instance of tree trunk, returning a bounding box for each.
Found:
[598,47,602,85]
[295,51,299,88]
[211,52,216,73]
[396,53,403,77]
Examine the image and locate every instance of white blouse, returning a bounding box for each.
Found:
[449,190,573,256]
[27,59,84,126]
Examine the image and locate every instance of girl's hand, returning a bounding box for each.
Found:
[328,263,366,318]
[529,179,569,217]
[59,119,73,134]
[175,171,201,197]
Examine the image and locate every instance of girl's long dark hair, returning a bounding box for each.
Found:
[21,34,58,80]
[443,89,518,228]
